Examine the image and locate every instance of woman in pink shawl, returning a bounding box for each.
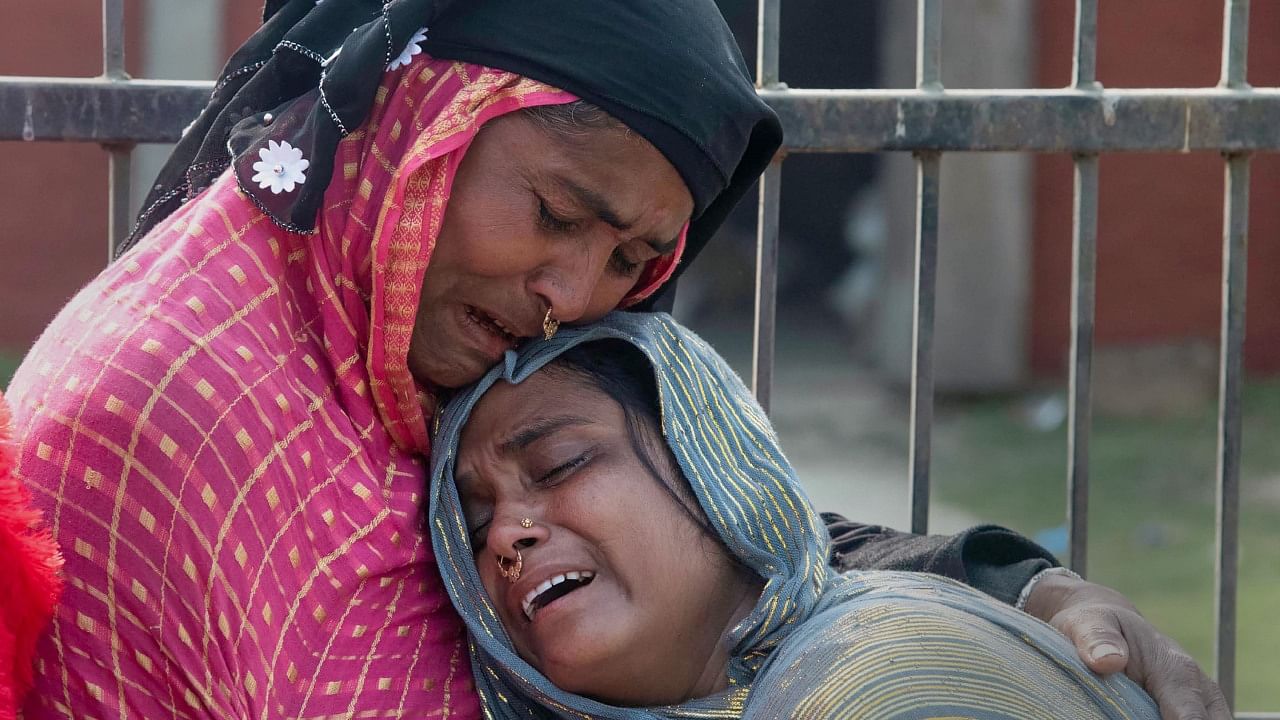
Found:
[4,1,1225,718]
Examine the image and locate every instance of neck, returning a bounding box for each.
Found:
[688,578,764,699]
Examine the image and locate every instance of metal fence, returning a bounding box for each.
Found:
[1,0,1277,715]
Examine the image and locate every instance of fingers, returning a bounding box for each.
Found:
[1116,612,1225,720]
[1048,606,1130,675]
[1029,576,1227,719]
[1141,653,1220,720]
[1201,676,1232,720]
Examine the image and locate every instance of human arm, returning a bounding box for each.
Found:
[1024,570,1231,720]
[823,513,1053,604]
[824,514,1230,720]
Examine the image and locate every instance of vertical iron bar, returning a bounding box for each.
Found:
[103,0,132,260]
[916,0,942,91]
[1215,153,1249,710]
[753,161,781,413]
[1065,0,1100,577]
[1066,155,1098,577]
[751,0,781,411]
[1215,0,1249,707]
[1072,0,1098,88]
[1220,0,1250,89]
[757,0,781,88]
[108,149,132,262]
[908,152,940,535]
[907,0,941,534]
[103,0,126,77]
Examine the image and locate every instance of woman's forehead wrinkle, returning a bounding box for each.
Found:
[498,414,595,456]
[548,172,687,253]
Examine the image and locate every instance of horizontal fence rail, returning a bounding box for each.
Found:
[765,88,1280,152]
[5,80,1280,152]
[1,0,1276,714]
[0,78,212,144]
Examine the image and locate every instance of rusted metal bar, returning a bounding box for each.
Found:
[1221,0,1250,89]
[757,0,780,89]
[7,80,1280,152]
[1073,0,1098,89]
[103,0,126,80]
[1214,1,1250,708]
[1215,153,1249,709]
[752,160,781,412]
[759,88,1280,153]
[103,0,132,259]
[908,0,942,535]
[107,145,131,260]
[917,0,941,91]
[1065,0,1100,578]
[1066,154,1097,577]
[750,0,782,412]
[0,78,210,143]
[908,152,940,535]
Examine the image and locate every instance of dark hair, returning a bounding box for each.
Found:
[543,340,731,556]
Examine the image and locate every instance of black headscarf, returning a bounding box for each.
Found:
[124,0,781,308]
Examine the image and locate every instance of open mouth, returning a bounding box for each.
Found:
[464,305,518,344]
[521,570,595,622]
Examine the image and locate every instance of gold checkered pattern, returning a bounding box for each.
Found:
[7,57,577,720]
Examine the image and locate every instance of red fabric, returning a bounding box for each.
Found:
[0,390,62,720]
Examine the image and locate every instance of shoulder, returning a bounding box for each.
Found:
[745,572,1159,720]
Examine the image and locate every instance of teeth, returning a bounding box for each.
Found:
[520,570,595,622]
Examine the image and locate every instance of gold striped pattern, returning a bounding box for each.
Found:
[428,312,1157,719]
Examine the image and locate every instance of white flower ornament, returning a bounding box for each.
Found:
[251,140,310,194]
[388,27,428,71]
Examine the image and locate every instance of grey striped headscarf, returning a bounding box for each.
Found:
[426,312,1159,719]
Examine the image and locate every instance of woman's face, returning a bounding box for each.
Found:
[455,367,755,706]
[409,113,693,389]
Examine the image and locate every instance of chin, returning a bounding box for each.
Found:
[543,665,612,702]
[409,353,486,389]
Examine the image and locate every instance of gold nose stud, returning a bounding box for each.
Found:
[520,517,534,529]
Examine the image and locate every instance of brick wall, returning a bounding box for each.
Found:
[1032,1,1280,375]
[0,0,143,353]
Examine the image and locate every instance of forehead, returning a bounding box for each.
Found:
[458,368,623,452]
[508,114,694,227]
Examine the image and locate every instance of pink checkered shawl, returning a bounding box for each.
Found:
[8,57,679,719]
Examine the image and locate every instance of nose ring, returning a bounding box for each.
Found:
[542,306,559,341]
[520,517,534,529]
[498,549,523,583]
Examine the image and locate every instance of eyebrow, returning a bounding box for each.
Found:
[498,414,594,456]
[551,174,682,255]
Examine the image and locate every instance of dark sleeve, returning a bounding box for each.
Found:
[822,512,1059,606]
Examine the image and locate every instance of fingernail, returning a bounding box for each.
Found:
[1090,643,1123,661]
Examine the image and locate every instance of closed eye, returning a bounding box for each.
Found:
[608,249,642,276]
[537,198,577,233]
[469,519,490,551]
[539,451,592,486]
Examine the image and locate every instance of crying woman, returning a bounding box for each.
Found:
[426,312,1160,720]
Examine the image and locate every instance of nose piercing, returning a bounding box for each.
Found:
[543,306,559,341]
[498,549,523,583]
[520,517,534,529]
